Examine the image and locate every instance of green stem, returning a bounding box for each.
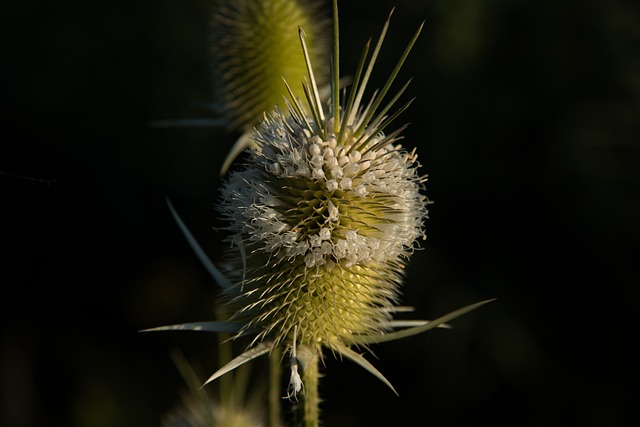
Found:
[303,356,320,427]
[269,347,282,427]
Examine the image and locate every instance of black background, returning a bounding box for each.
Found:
[2,0,639,426]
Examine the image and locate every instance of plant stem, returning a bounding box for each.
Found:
[269,347,282,427]
[303,356,319,427]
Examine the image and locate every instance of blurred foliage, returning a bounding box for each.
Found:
[1,0,639,426]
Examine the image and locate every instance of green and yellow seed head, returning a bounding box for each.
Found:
[218,10,428,357]
[148,0,492,402]
[212,0,328,131]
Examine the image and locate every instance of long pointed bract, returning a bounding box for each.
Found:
[346,8,394,126]
[298,27,324,124]
[140,321,244,334]
[351,299,496,345]
[331,0,340,134]
[166,198,233,290]
[202,342,273,387]
[355,21,425,137]
[338,38,370,145]
[334,343,398,396]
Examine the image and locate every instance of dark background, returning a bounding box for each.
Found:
[2,0,639,426]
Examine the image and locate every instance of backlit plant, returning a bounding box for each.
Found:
[147,1,493,426]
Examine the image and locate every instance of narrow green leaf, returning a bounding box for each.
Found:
[338,38,370,145]
[298,27,324,123]
[351,299,496,345]
[354,99,414,156]
[368,78,413,132]
[202,342,272,387]
[139,321,243,334]
[346,8,394,126]
[334,343,398,396]
[358,123,410,159]
[388,320,452,329]
[331,0,340,134]
[220,131,255,175]
[166,198,233,290]
[283,78,314,132]
[355,21,424,137]
[148,118,228,128]
[302,79,325,139]
[384,306,415,313]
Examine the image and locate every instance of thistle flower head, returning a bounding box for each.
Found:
[150,1,494,401]
[220,112,427,350]
[218,9,428,358]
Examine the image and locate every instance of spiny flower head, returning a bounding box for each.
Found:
[218,8,428,359]
[220,112,428,351]
[212,0,328,131]
[149,1,494,400]
[146,0,495,405]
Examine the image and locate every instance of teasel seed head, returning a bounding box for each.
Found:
[212,0,328,131]
[145,0,493,404]
[148,2,493,399]
[218,6,429,363]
